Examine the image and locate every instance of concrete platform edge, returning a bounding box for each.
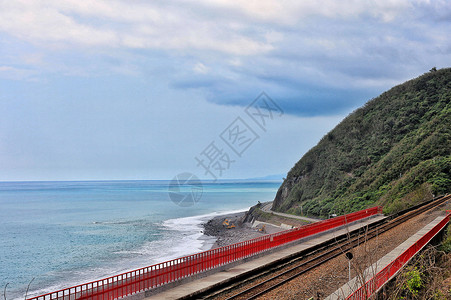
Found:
[123,214,386,300]
[325,215,449,300]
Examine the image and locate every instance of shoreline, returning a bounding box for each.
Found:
[201,210,286,249]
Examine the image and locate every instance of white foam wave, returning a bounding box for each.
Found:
[162,207,250,232]
[132,208,248,262]
[22,208,250,300]
[158,208,248,259]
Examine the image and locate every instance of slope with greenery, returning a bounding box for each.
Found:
[273,68,451,216]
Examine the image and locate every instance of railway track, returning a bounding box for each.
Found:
[191,194,450,300]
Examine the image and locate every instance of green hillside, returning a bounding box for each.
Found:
[273,68,451,216]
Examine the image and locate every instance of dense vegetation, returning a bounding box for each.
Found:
[273,68,450,216]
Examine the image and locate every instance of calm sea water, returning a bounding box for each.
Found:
[0,180,280,299]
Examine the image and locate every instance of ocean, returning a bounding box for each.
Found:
[0,180,280,299]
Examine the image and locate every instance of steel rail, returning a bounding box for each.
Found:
[211,195,450,300]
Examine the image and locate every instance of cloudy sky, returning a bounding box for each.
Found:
[0,0,449,181]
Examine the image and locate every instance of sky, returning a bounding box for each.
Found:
[0,0,450,181]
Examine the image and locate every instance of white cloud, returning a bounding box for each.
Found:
[0,0,449,111]
[0,0,445,70]
[0,0,273,56]
[0,0,450,181]
[190,0,410,24]
[0,2,118,47]
[0,65,37,80]
[193,63,209,74]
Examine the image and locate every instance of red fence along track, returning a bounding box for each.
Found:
[346,212,450,300]
[28,206,382,300]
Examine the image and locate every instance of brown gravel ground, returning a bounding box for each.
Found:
[258,200,451,300]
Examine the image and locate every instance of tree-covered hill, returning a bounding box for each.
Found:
[273,68,451,216]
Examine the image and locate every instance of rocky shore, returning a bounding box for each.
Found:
[202,210,285,248]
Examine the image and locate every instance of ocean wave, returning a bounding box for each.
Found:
[22,209,250,300]
[3,180,279,300]
[162,207,250,232]
[155,208,249,259]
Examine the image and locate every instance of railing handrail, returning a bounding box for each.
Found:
[346,212,450,299]
[28,206,382,300]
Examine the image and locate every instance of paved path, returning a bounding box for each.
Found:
[260,202,321,223]
[144,215,386,300]
[325,215,449,299]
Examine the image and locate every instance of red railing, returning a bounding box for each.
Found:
[346,212,450,300]
[28,206,382,300]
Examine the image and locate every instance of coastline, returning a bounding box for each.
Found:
[202,210,286,249]
[3,181,281,300]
